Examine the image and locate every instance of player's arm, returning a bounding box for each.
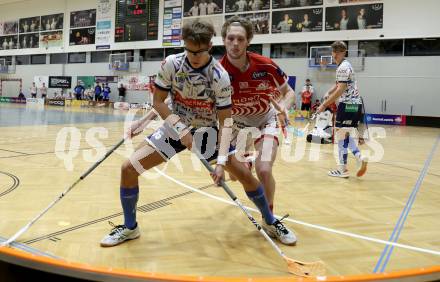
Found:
[270,84,295,127]
[125,107,158,139]
[153,56,192,147]
[211,107,233,185]
[211,72,233,185]
[153,88,191,147]
[276,83,296,113]
[325,83,338,97]
[317,82,347,113]
[153,87,172,120]
[126,94,172,139]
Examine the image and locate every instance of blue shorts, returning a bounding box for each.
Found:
[147,125,234,162]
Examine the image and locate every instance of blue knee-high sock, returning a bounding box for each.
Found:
[338,139,348,166]
[120,187,139,230]
[347,136,360,157]
[246,185,275,225]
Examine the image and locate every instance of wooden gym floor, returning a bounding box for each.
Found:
[0,103,439,279]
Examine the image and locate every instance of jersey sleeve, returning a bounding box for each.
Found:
[213,68,232,110]
[336,62,352,83]
[268,60,289,89]
[154,55,175,91]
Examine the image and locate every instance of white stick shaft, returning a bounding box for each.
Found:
[2,179,81,246]
[3,137,127,246]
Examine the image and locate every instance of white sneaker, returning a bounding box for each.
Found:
[100,222,140,247]
[262,216,297,246]
[356,156,368,177]
[328,169,349,178]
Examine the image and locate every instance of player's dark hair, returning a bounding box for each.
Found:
[221,15,254,42]
[182,19,214,46]
[331,41,347,53]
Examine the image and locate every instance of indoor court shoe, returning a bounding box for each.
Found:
[356,156,368,177]
[328,169,349,178]
[262,217,297,246]
[100,222,140,247]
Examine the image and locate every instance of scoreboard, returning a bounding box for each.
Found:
[115,0,159,42]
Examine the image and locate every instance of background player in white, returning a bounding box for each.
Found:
[248,0,263,11]
[300,13,312,32]
[8,38,14,49]
[2,39,7,50]
[220,16,297,245]
[277,13,293,33]
[100,19,293,247]
[30,82,37,98]
[234,0,248,12]
[357,8,366,29]
[188,1,199,17]
[40,82,47,99]
[297,0,310,6]
[316,41,368,178]
[336,8,349,30]
[199,0,208,16]
[207,0,220,14]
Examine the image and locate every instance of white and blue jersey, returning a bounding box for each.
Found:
[154,53,232,128]
[336,59,361,105]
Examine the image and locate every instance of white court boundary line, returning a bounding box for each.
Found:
[154,167,440,257]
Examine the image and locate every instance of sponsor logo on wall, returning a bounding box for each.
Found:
[26,98,45,105]
[163,0,182,46]
[49,76,72,88]
[365,114,406,125]
[0,97,26,103]
[47,99,65,106]
[114,102,130,110]
[95,76,118,83]
[96,0,112,49]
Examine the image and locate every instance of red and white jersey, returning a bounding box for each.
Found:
[155,53,232,128]
[220,52,289,128]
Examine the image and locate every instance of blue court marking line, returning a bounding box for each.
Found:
[150,167,440,257]
[374,133,440,273]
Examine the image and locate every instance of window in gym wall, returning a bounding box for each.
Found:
[141,49,164,61]
[111,50,134,62]
[405,38,440,56]
[211,46,226,59]
[271,43,307,58]
[31,54,46,64]
[0,56,13,65]
[248,44,263,55]
[358,40,403,57]
[68,52,86,63]
[16,55,31,65]
[307,41,348,57]
[91,51,111,63]
[50,53,67,64]
[165,48,184,57]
